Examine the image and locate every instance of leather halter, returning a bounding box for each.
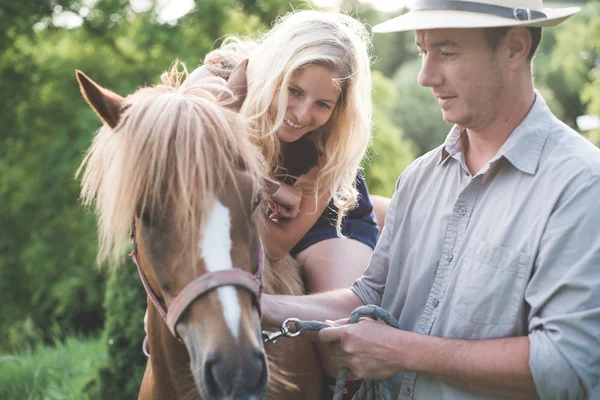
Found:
[129,223,265,339]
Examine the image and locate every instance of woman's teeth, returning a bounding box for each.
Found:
[285,117,304,129]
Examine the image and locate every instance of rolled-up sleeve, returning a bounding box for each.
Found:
[526,174,600,399]
[351,175,403,306]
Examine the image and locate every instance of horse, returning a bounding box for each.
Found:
[75,64,323,400]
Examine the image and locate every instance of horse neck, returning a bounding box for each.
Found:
[262,255,305,296]
[146,304,198,399]
[258,216,305,296]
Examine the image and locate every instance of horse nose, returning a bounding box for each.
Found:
[204,348,268,398]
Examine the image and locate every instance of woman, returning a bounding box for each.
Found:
[186,10,383,398]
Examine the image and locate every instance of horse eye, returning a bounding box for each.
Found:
[139,210,153,226]
[252,190,263,210]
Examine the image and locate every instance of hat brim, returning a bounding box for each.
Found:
[372,7,580,33]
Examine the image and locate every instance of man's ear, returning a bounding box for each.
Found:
[75,70,125,129]
[505,27,531,70]
[219,59,249,112]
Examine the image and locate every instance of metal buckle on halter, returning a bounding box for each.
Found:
[262,318,301,343]
[513,7,532,21]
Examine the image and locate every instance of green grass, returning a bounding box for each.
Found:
[0,336,106,400]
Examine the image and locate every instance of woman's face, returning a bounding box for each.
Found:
[271,64,341,143]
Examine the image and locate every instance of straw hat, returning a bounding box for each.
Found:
[372,0,580,33]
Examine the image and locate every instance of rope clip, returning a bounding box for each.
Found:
[262,317,301,343]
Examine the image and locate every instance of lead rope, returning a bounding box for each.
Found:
[291,305,399,400]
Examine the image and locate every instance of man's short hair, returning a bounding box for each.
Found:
[484,27,542,60]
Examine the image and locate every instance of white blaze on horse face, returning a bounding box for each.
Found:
[200,200,241,340]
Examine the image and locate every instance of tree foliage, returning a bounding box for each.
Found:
[363,71,417,196]
[390,59,453,155]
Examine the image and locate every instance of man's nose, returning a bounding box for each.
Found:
[417,55,443,88]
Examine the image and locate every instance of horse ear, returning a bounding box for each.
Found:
[75,70,125,129]
[219,59,248,112]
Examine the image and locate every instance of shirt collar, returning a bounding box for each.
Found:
[439,124,465,165]
[439,91,553,175]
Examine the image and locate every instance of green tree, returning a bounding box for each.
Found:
[338,0,417,77]
[364,71,417,196]
[83,266,147,400]
[390,58,453,155]
[536,4,600,128]
[0,4,107,350]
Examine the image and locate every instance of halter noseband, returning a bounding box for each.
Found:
[129,223,265,339]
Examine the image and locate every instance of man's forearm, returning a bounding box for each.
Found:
[262,288,363,329]
[405,334,538,399]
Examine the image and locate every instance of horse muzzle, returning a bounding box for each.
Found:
[180,322,269,400]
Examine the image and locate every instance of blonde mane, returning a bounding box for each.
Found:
[77,64,265,267]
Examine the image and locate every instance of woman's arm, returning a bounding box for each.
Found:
[263,162,331,260]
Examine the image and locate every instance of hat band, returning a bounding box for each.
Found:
[413,0,547,21]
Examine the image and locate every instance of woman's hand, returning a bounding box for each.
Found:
[269,201,298,220]
[265,179,302,219]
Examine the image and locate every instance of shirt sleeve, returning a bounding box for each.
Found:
[526,174,600,399]
[351,175,403,306]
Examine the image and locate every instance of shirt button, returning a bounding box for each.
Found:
[458,206,467,215]
[432,299,439,307]
[446,254,453,262]
[403,388,411,396]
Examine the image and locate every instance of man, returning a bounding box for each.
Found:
[262,0,600,399]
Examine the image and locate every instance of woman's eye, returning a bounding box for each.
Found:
[317,101,331,110]
[288,87,300,96]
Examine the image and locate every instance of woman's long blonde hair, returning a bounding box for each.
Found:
[204,10,373,233]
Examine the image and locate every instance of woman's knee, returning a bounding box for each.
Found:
[297,238,372,293]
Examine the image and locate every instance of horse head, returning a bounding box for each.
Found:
[76,62,269,399]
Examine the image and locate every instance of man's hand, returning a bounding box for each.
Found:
[321,320,540,399]
[318,318,407,380]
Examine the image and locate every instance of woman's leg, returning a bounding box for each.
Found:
[296,237,373,377]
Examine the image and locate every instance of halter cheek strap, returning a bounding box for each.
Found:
[130,227,265,339]
[165,269,262,337]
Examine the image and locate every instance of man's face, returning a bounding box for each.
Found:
[415,28,506,130]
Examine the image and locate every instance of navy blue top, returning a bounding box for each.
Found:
[290,173,379,255]
[274,136,379,256]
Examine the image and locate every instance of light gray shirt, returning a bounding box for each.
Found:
[352,93,600,400]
